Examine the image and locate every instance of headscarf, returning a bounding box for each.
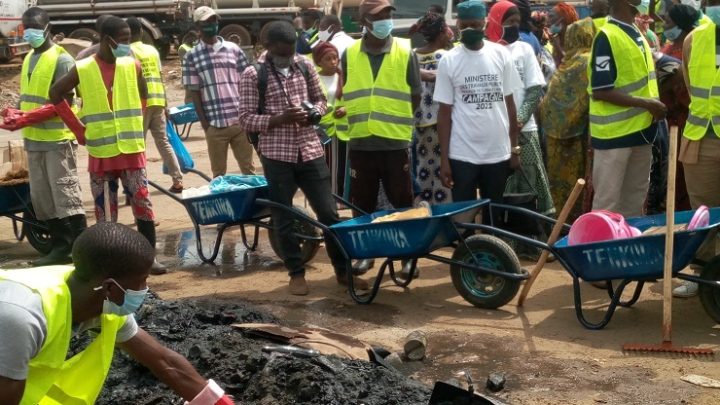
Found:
[553,2,579,26]
[409,11,448,42]
[457,0,487,20]
[510,0,533,32]
[486,1,520,43]
[668,4,700,32]
[311,41,338,66]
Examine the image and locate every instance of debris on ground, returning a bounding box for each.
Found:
[680,374,720,388]
[75,295,432,404]
[403,330,428,361]
[485,372,506,393]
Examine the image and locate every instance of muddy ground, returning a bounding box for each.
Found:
[1,56,720,404]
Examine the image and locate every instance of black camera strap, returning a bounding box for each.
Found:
[254,59,311,115]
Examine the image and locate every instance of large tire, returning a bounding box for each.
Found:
[699,257,720,323]
[69,28,99,43]
[450,234,522,309]
[22,210,52,255]
[219,24,252,46]
[267,206,321,265]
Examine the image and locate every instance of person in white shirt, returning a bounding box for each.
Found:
[486,0,555,218]
[434,0,522,215]
[318,15,356,57]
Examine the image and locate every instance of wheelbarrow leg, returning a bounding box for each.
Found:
[239,224,260,251]
[194,223,228,264]
[607,280,645,308]
[573,277,631,330]
[388,258,418,287]
[347,260,386,305]
[12,218,24,241]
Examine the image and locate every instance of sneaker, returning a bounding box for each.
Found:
[336,274,370,290]
[289,275,309,296]
[352,259,375,275]
[672,281,699,298]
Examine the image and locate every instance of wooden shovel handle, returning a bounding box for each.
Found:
[518,178,586,307]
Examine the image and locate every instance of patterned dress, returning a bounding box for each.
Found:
[414,49,452,205]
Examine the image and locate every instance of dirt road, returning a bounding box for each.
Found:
[1,58,719,404]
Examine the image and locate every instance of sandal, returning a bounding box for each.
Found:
[169,183,184,194]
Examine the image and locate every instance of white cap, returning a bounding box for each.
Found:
[193,6,218,22]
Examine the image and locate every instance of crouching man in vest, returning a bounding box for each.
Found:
[588,0,667,217]
[20,7,87,267]
[0,222,234,404]
[50,16,167,274]
[675,1,720,297]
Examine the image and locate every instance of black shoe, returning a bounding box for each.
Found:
[352,259,375,275]
[32,218,73,266]
[399,260,419,279]
[136,219,169,275]
[150,259,168,275]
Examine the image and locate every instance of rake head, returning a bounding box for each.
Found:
[622,342,715,356]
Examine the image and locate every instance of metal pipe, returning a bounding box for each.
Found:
[215,7,301,14]
[41,0,177,12]
[48,8,175,17]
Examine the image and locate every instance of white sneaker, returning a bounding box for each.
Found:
[672,281,699,298]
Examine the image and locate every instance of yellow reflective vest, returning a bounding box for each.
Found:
[0,266,126,405]
[20,45,75,142]
[343,38,414,141]
[588,23,658,139]
[593,17,608,31]
[76,56,145,158]
[131,41,166,107]
[685,23,720,140]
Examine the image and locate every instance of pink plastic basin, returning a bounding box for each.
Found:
[568,210,641,246]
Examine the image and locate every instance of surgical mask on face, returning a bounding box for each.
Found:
[272,54,294,69]
[369,19,394,39]
[108,37,132,58]
[201,22,219,37]
[23,25,48,49]
[96,280,149,316]
[706,6,720,25]
[632,0,650,15]
[318,28,333,42]
[460,28,485,48]
[501,25,520,44]
[663,26,682,41]
[550,23,563,34]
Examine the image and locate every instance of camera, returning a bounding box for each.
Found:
[301,101,322,126]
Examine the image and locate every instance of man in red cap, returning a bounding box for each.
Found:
[340,0,422,274]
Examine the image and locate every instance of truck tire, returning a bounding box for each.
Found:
[219,24,252,46]
[69,28,99,43]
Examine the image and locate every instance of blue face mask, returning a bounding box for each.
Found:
[109,37,132,58]
[550,24,563,34]
[369,19,394,39]
[706,6,720,25]
[23,26,47,49]
[97,280,149,316]
[664,26,683,41]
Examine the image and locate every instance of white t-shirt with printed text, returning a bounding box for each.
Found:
[507,41,546,132]
[434,41,522,165]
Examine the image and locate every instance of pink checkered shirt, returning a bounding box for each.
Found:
[238,56,327,163]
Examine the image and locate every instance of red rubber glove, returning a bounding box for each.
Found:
[215,395,234,405]
[53,100,86,144]
[184,380,233,405]
[0,105,57,130]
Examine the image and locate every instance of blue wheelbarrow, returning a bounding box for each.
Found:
[256,198,530,309]
[0,181,52,254]
[470,204,720,329]
[168,103,198,141]
[149,169,322,264]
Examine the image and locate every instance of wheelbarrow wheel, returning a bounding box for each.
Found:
[699,257,720,323]
[267,206,321,265]
[22,210,53,255]
[450,234,522,309]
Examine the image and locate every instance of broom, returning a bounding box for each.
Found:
[622,126,713,355]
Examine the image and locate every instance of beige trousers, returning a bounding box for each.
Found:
[144,106,182,182]
[205,124,255,177]
[591,144,652,218]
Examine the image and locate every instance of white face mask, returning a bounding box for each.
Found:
[318,28,333,42]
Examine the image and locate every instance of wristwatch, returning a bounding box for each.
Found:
[511,146,522,155]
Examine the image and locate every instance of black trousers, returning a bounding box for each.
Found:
[260,155,348,277]
[449,158,510,224]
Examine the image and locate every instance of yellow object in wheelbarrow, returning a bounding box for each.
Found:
[371,204,431,223]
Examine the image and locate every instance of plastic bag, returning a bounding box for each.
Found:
[1,105,58,131]
[209,175,267,194]
[164,120,194,174]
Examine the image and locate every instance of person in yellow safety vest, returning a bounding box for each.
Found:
[0,223,235,405]
[19,7,87,267]
[127,17,184,194]
[590,0,609,30]
[49,16,167,275]
[341,0,422,276]
[587,0,667,218]
[673,0,720,298]
[178,29,199,103]
[297,8,322,55]
[312,42,348,196]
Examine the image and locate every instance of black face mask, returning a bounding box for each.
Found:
[501,25,520,44]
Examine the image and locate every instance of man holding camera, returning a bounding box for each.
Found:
[239,21,368,296]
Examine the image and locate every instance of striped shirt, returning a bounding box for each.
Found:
[182,38,249,128]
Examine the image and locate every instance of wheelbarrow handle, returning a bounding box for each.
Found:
[331,193,369,216]
[255,198,332,234]
[148,180,184,204]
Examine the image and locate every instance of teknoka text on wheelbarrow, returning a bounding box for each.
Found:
[488,203,720,330]
[257,198,532,310]
[148,168,322,265]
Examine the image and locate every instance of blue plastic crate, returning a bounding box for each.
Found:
[330,200,487,259]
[553,208,720,282]
[169,103,199,125]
